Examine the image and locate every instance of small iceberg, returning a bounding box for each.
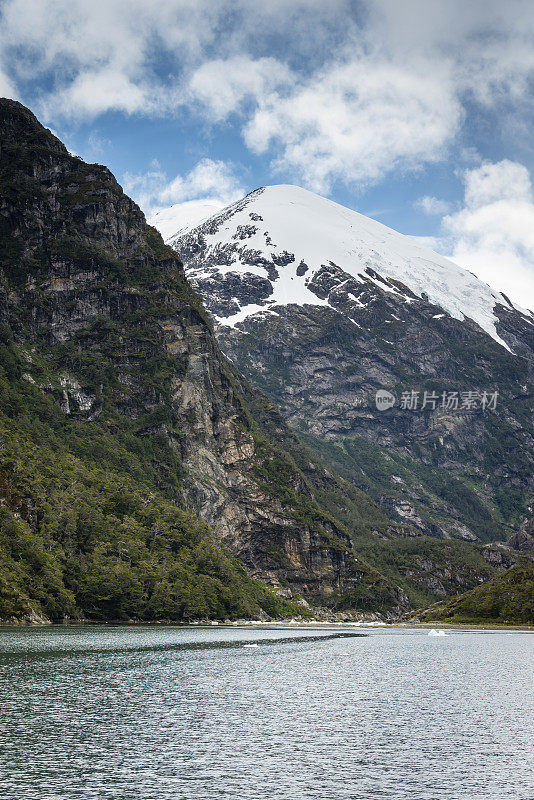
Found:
[243,643,259,648]
[428,629,448,637]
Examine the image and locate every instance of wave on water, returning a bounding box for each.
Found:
[4,631,367,660]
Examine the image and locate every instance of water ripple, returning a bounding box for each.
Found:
[0,626,532,800]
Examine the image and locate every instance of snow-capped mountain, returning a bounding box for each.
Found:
[148,199,224,242]
[159,184,534,545]
[156,184,532,349]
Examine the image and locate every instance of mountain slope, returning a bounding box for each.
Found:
[415,560,534,625]
[149,200,224,241]
[168,185,534,543]
[1,100,417,620]
[1,103,520,622]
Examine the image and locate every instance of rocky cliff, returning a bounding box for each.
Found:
[415,559,534,625]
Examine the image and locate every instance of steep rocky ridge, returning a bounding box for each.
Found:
[0,100,392,618]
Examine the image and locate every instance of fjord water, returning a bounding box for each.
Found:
[0,626,532,800]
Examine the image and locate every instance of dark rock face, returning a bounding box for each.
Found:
[173,193,534,546]
[509,519,534,551]
[0,100,374,605]
[191,271,273,319]
[217,298,533,543]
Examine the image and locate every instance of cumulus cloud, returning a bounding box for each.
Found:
[0,0,218,118]
[241,56,461,192]
[443,160,534,309]
[189,56,292,121]
[123,158,245,217]
[191,1,534,192]
[43,69,157,119]
[0,0,349,119]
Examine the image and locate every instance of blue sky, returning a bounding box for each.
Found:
[2,0,534,306]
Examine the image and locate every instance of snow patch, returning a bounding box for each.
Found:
[217,303,280,328]
[149,200,224,241]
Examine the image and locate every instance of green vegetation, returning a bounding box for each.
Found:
[0,329,304,623]
[352,534,498,608]
[0,101,353,620]
[299,431,514,542]
[419,562,534,625]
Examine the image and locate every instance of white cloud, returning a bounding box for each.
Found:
[442,160,534,310]
[0,69,18,100]
[461,160,532,206]
[3,0,534,196]
[368,0,534,109]
[0,0,219,119]
[415,196,451,215]
[42,68,156,119]
[123,157,245,217]
[0,0,347,120]
[231,1,534,192]
[244,58,461,193]
[189,56,292,121]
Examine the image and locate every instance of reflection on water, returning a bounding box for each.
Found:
[0,625,532,799]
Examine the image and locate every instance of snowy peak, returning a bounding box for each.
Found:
[148,199,224,242]
[160,184,532,348]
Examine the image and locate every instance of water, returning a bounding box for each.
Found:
[0,625,532,799]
